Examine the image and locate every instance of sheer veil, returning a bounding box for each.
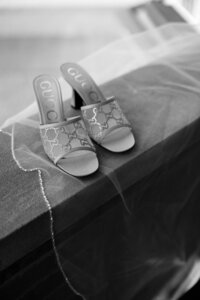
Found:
[2,23,200,299]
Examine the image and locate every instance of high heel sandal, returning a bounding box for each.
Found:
[33,74,99,177]
[60,62,135,153]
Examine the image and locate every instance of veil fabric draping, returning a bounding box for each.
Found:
[2,22,200,208]
[2,23,200,299]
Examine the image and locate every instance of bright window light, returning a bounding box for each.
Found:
[0,0,149,8]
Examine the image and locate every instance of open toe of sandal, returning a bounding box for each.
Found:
[81,97,135,152]
[33,74,99,177]
[40,118,99,177]
[100,127,135,153]
[58,149,99,177]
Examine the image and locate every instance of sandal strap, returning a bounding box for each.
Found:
[40,117,95,164]
[81,97,132,143]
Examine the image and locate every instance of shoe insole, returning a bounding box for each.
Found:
[60,62,105,105]
[102,127,135,152]
[33,74,65,124]
[58,150,99,177]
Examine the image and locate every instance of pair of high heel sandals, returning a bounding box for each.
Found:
[33,63,135,177]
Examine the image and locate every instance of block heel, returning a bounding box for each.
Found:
[71,90,84,109]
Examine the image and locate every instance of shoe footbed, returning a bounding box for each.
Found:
[60,62,105,106]
[101,127,135,152]
[33,75,64,124]
[58,150,99,177]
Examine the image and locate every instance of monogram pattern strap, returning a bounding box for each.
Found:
[40,118,95,164]
[81,98,132,143]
